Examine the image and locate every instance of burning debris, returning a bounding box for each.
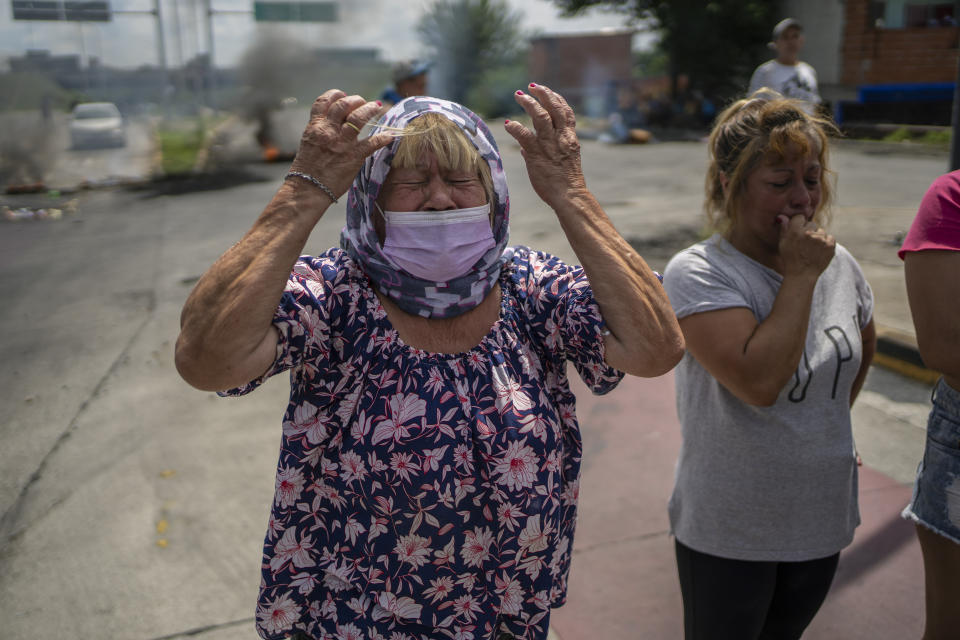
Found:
[5,182,47,194]
[2,198,79,221]
[235,34,313,162]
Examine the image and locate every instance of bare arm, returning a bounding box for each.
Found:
[505,84,684,378]
[175,184,327,391]
[678,274,819,407]
[677,216,836,407]
[175,91,391,391]
[905,250,960,388]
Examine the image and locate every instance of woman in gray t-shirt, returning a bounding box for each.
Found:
[663,91,875,640]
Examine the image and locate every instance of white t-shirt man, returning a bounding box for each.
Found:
[749,18,822,114]
[749,59,821,110]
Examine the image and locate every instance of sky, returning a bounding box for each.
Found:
[3,0,656,70]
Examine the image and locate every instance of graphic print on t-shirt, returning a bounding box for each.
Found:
[782,72,818,104]
[788,316,858,403]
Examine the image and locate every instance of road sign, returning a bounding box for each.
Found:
[12,0,111,21]
[253,1,337,22]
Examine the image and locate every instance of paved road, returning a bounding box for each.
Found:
[0,132,948,638]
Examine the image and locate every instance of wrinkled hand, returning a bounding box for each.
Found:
[505,84,588,210]
[288,89,393,198]
[778,214,836,279]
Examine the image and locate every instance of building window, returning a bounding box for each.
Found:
[872,1,956,28]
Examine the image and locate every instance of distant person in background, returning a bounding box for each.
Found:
[599,80,652,144]
[748,18,822,114]
[380,59,431,106]
[898,170,960,640]
[40,95,52,122]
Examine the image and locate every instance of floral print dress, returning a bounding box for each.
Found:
[222,246,624,640]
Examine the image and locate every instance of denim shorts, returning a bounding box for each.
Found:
[902,378,960,544]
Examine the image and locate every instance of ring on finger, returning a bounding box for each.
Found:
[345,122,362,134]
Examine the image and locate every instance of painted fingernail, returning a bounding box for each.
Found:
[376,100,382,106]
[529,83,537,88]
[505,119,510,124]
[516,90,523,95]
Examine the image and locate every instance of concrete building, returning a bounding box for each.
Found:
[527,29,635,117]
[841,0,958,86]
[780,0,957,125]
[781,0,956,91]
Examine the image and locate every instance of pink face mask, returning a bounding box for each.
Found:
[380,203,496,283]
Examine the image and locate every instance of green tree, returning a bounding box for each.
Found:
[633,48,668,78]
[417,0,527,106]
[554,0,775,104]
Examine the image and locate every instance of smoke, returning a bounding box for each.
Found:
[231,3,413,147]
[0,112,57,186]
[235,32,313,118]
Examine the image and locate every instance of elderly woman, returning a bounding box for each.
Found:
[662,92,875,639]
[175,84,682,640]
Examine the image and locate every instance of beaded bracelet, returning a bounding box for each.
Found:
[284,171,338,203]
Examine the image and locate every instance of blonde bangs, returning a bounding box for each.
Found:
[391,112,493,201]
[391,114,475,172]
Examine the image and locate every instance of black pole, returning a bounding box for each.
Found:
[953,65,960,170]
[951,2,960,171]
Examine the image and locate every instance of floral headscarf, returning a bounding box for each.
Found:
[340,97,511,318]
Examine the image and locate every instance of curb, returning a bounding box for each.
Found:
[873,326,940,385]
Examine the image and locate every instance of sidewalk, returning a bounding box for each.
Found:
[550,372,923,640]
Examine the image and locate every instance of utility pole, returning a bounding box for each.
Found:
[171,0,184,69]
[153,0,170,102]
[76,21,91,91]
[200,0,252,108]
[205,0,216,107]
[153,0,168,70]
[171,0,186,99]
[951,0,960,171]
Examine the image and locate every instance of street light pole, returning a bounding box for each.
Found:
[153,0,167,70]
[153,0,169,100]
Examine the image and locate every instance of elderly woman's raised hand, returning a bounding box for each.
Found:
[288,89,394,199]
[505,84,589,210]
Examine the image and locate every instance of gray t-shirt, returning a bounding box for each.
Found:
[663,234,874,561]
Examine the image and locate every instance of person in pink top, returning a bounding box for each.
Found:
[899,169,960,640]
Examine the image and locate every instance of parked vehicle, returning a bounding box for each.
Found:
[69,102,126,149]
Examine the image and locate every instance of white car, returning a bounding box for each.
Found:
[69,102,126,149]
